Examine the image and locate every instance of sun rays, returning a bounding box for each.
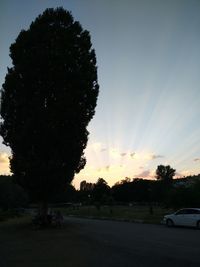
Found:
[0,1,200,190]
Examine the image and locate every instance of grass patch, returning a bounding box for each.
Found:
[62,205,173,224]
[0,209,24,222]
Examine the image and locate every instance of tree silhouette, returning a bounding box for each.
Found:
[0,175,28,210]
[93,178,110,207]
[0,8,99,219]
[156,165,176,183]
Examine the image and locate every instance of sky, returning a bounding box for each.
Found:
[0,0,200,188]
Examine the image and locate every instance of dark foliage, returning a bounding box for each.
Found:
[77,174,200,208]
[78,178,111,206]
[156,165,176,183]
[112,178,154,203]
[0,175,29,210]
[53,184,77,203]
[78,180,94,204]
[92,178,110,203]
[0,8,99,204]
[166,175,200,208]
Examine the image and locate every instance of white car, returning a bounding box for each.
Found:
[163,208,200,228]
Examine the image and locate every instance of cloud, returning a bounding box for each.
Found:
[105,165,110,171]
[194,158,200,162]
[109,149,121,159]
[96,166,110,172]
[130,152,135,158]
[136,170,151,178]
[175,172,184,178]
[0,153,9,164]
[108,149,138,160]
[150,154,164,160]
[0,153,10,175]
[91,142,103,151]
[109,149,137,159]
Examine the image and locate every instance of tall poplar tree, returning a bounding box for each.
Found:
[0,8,99,217]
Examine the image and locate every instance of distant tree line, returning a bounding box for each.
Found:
[0,174,77,211]
[78,165,200,209]
[0,175,28,210]
[1,165,200,211]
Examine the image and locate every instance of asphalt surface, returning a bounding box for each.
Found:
[1,217,200,267]
[64,217,200,267]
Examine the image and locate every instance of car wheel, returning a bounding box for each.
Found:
[166,219,174,227]
[196,221,200,229]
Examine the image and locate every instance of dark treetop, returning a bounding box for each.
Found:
[0,7,99,202]
[156,165,176,183]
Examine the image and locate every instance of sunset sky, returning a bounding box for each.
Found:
[0,0,200,188]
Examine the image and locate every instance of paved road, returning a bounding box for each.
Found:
[1,217,200,267]
[64,217,200,267]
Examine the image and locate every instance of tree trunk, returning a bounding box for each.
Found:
[40,201,48,226]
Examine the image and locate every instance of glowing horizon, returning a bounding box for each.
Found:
[0,138,198,189]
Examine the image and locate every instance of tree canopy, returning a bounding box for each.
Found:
[0,175,28,210]
[0,8,99,204]
[156,165,176,183]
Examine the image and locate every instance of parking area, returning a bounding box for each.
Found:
[0,217,200,267]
